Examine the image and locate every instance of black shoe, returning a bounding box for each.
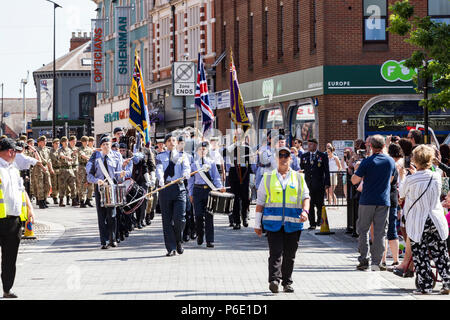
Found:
[101,245,108,250]
[59,199,65,207]
[80,200,87,208]
[38,200,46,209]
[229,222,234,227]
[85,199,94,207]
[183,234,190,242]
[108,241,117,248]
[206,242,214,248]
[137,223,143,229]
[356,260,369,271]
[72,199,79,206]
[176,242,184,254]
[269,281,279,293]
[66,196,70,206]
[166,250,176,257]
[3,291,18,298]
[120,233,125,242]
[116,238,121,244]
[190,231,197,240]
[243,219,249,228]
[308,224,316,230]
[197,236,204,246]
[233,224,241,230]
[45,200,50,205]
[283,285,294,293]
[53,197,58,205]
[124,231,129,237]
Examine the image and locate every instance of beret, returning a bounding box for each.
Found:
[164,133,173,143]
[100,136,111,146]
[119,143,127,149]
[113,127,123,134]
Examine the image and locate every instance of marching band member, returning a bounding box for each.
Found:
[156,133,191,256]
[188,141,225,248]
[86,136,130,249]
[177,135,196,243]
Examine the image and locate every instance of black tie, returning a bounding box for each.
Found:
[103,155,109,180]
[164,151,175,181]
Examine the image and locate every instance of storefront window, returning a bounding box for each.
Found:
[260,108,283,130]
[364,100,450,143]
[290,104,316,142]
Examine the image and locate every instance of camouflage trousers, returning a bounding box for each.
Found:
[76,166,94,202]
[34,167,51,201]
[50,170,59,199]
[58,169,76,199]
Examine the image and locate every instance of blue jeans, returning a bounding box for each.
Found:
[387,206,399,241]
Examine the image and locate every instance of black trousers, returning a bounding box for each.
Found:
[230,178,250,225]
[183,191,195,238]
[267,227,301,286]
[95,186,117,246]
[309,188,325,226]
[193,187,214,243]
[159,184,186,252]
[0,216,22,293]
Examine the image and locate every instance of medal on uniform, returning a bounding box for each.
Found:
[318,162,321,167]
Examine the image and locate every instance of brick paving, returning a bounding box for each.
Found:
[3,202,449,300]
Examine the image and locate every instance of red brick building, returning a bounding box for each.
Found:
[214,0,450,150]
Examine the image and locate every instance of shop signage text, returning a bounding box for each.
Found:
[380,60,416,82]
[115,6,131,86]
[90,19,106,93]
[104,108,129,123]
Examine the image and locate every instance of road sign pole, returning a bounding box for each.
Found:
[183,95,186,128]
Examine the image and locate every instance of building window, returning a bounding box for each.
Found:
[294,0,300,55]
[428,0,450,24]
[79,93,96,120]
[262,4,268,62]
[248,12,254,68]
[160,16,170,67]
[277,2,284,59]
[188,5,200,60]
[310,0,316,52]
[363,0,387,42]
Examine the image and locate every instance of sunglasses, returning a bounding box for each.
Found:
[279,152,291,159]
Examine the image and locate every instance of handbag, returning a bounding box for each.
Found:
[404,175,433,221]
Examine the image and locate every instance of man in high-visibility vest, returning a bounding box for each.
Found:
[254,146,310,294]
[0,138,35,298]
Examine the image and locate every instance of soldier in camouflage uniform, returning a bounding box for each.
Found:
[35,136,53,209]
[57,136,77,207]
[49,138,60,204]
[85,136,96,206]
[26,138,37,200]
[68,136,80,206]
[77,136,94,208]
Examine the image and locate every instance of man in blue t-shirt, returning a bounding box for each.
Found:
[351,135,395,271]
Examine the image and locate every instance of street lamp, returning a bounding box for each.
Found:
[45,0,62,139]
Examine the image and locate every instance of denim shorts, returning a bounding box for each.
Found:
[387,205,399,240]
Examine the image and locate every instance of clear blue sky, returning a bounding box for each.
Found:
[0,0,97,98]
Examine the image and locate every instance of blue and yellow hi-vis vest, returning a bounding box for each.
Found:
[0,170,28,222]
[262,169,305,233]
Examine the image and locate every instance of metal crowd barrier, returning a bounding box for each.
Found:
[324,171,348,207]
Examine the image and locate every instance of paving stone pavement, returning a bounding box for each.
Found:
[3,202,450,300]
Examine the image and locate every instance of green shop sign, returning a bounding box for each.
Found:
[324,61,417,94]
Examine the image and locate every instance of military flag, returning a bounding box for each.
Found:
[229,48,251,129]
[195,53,215,133]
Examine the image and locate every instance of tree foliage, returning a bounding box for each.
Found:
[388,0,450,111]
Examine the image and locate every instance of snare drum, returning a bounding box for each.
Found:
[122,179,146,214]
[99,184,126,207]
[206,191,235,215]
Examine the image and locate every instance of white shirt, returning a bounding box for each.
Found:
[254,169,310,229]
[14,152,38,170]
[0,157,25,216]
[399,170,449,243]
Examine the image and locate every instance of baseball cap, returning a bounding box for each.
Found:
[276,147,291,156]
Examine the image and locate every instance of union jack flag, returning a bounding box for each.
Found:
[195,53,215,133]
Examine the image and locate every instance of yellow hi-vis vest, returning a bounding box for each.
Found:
[262,169,305,233]
[0,173,28,222]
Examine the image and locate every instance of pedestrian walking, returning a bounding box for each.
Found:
[57,137,77,207]
[399,145,450,294]
[351,135,396,271]
[156,133,191,256]
[254,146,310,293]
[188,141,225,248]
[0,138,35,298]
[86,136,128,249]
